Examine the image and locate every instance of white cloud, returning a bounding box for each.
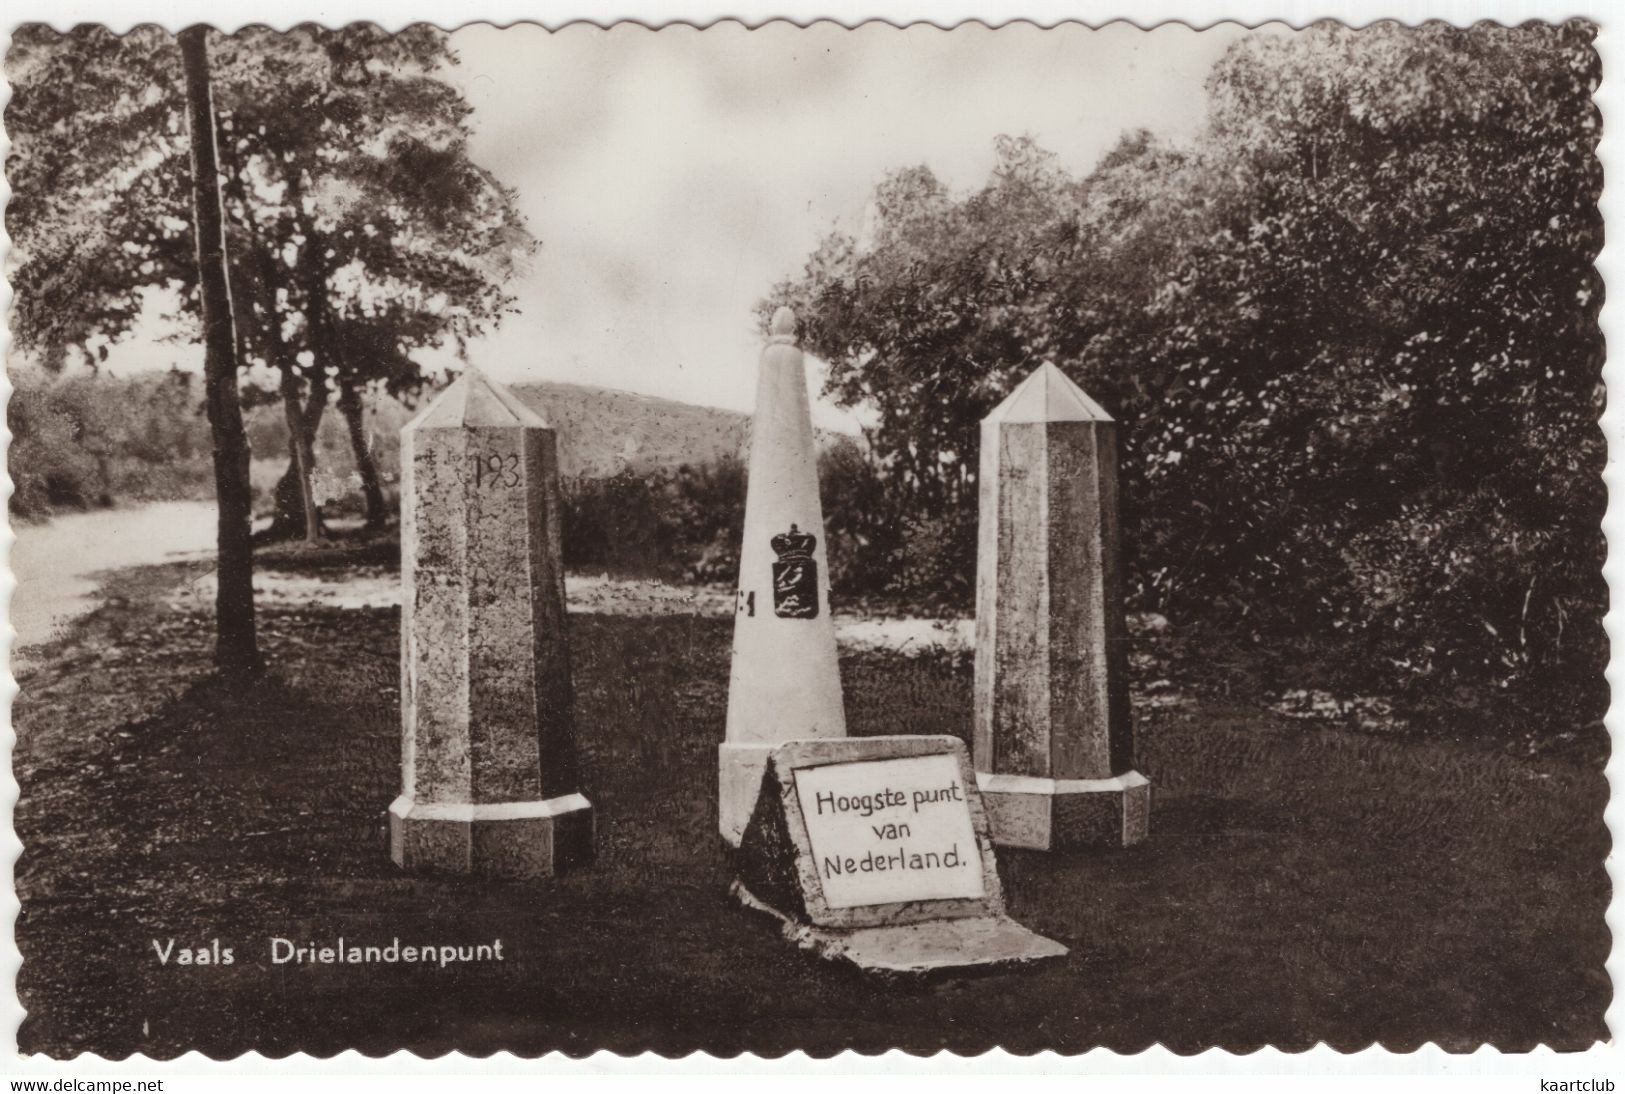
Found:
[449,21,1254,415]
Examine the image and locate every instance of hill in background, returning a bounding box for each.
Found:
[11,369,798,519]
[273,380,752,489]
[514,382,751,478]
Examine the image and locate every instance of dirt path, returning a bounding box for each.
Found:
[173,567,978,656]
[10,501,220,666]
[10,504,973,673]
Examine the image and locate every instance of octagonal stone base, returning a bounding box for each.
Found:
[976,771,1150,850]
[389,793,594,879]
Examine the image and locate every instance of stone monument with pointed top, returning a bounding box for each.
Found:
[719,307,848,846]
[389,367,593,878]
[974,362,1150,849]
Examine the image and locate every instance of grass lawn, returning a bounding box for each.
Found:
[14,555,1611,1057]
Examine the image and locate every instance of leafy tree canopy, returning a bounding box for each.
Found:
[770,20,1602,724]
[6,23,535,389]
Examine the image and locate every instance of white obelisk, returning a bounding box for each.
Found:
[719,307,847,845]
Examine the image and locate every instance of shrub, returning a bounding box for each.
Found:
[9,369,215,519]
[558,446,904,597]
[817,438,898,601]
[773,23,1605,736]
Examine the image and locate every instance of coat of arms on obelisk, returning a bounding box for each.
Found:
[770,524,819,619]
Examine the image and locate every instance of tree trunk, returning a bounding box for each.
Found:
[338,378,388,530]
[279,367,323,545]
[267,374,328,540]
[181,24,260,677]
[254,248,323,546]
[264,192,343,542]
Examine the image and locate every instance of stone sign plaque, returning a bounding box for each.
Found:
[732,735,1066,976]
[793,754,985,909]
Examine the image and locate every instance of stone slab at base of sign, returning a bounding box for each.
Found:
[388,793,593,880]
[732,735,1067,977]
[977,772,1150,851]
[732,880,1066,977]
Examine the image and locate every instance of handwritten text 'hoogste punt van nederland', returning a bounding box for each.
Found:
[810,779,971,878]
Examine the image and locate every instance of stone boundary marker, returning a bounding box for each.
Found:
[720,307,848,846]
[732,735,1067,976]
[974,363,1151,850]
[389,368,594,879]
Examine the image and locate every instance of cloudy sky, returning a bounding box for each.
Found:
[102,21,1266,426]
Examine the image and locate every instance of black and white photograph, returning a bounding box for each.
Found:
[1,11,1612,1064]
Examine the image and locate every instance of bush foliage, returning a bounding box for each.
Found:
[9,370,217,518]
[558,440,895,597]
[767,21,1604,728]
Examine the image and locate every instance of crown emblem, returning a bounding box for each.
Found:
[771,524,817,561]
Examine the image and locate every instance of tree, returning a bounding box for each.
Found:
[213,25,531,539]
[8,23,260,669]
[6,26,192,373]
[6,24,534,542]
[773,21,1603,728]
[180,24,260,675]
[1133,21,1602,723]
[764,137,1100,603]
